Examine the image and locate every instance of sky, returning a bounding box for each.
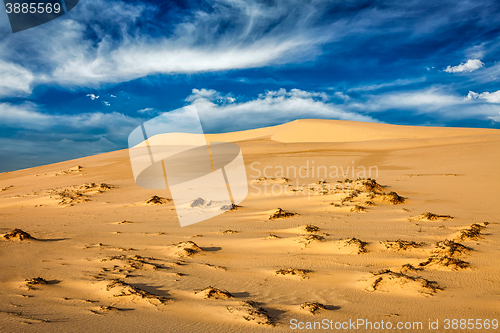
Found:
[1,0,500,172]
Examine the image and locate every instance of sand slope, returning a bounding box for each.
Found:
[0,119,499,332]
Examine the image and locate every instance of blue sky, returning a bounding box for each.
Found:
[1,0,500,171]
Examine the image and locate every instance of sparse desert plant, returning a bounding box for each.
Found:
[269,208,296,220]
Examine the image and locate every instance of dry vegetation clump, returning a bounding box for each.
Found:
[220,204,241,211]
[400,264,422,272]
[195,286,233,299]
[417,212,453,221]
[370,269,442,294]
[106,280,169,305]
[51,189,89,205]
[362,179,384,192]
[432,240,470,257]
[343,238,368,253]
[267,234,280,239]
[458,223,488,241]
[229,300,273,325]
[300,302,328,314]
[0,185,13,192]
[47,183,112,205]
[143,195,171,205]
[299,234,325,245]
[304,224,320,233]
[381,239,424,251]
[101,254,164,271]
[340,192,358,204]
[350,205,366,212]
[269,208,296,220]
[419,256,470,270]
[368,191,404,204]
[383,191,405,204]
[221,230,238,234]
[275,268,311,279]
[81,183,113,191]
[3,229,36,241]
[55,165,82,176]
[25,277,48,289]
[190,198,208,207]
[173,241,202,257]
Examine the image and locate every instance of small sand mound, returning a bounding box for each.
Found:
[432,240,470,257]
[275,268,311,279]
[3,229,36,241]
[143,196,171,205]
[419,256,470,270]
[416,212,453,221]
[299,234,325,245]
[173,241,202,257]
[25,277,48,288]
[343,238,368,254]
[269,208,296,220]
[303,224,320,233]
[458,223,488,241]
[300,302,328,314]
[196,286,233,299]
[381,239,424,251]
[106,280,169,305]
[229,300,273,325]
[368,269,442,295]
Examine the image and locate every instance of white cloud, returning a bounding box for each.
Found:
[86,94,99,100]
[103,101,110,106]
[0,60,34,97]
[444,59,484,73]
[0,102,140,136]
[184,88,377,133]
[347,77,427,92]
[345,86,500,122]
[138,107,154,114]
[489,112,500,122]
[0,0,403,90]
[186,88,237,105]
[465,90,500,103]
[3,0,337,87]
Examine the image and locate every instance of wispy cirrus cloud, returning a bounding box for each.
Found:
[0,0,344,88]
[0,60,34,97]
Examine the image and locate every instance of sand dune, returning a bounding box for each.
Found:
[0,119,499,332]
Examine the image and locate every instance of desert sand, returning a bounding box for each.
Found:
[0,119,499,332]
